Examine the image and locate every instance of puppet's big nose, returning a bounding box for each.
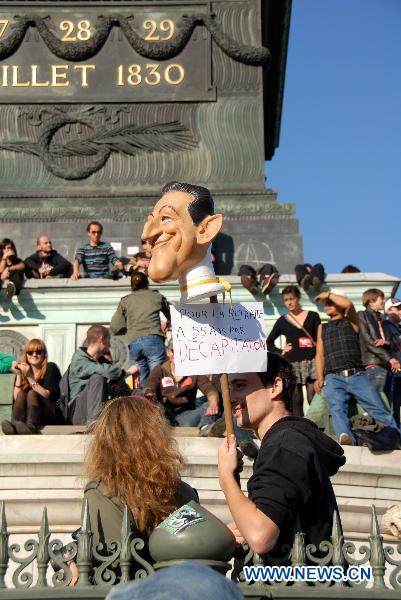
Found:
[141,217,162,245]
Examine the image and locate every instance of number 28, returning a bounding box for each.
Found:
[60,20,91,42]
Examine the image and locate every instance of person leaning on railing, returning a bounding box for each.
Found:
[83,396,198,551]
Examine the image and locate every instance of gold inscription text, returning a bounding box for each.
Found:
[117,63,184,86]
[51,65,69,86]
[0,19,8,39]
[73,64,95,87]
[143,19,174,41]
[60,19,92,42]
[0,64,96,87]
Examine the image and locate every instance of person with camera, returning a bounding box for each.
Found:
[1,339,61,435]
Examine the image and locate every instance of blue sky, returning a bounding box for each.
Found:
[265,0,401,277]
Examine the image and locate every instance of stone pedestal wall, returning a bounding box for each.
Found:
[1,273,399,373]
[0,435,400,544]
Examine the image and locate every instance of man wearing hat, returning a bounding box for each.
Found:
[384,295,401,352]
[314,290,398,445]
[383,298,401,347]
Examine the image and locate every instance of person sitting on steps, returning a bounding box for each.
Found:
[1,338,61,435]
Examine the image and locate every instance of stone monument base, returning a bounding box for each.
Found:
[0,189,303,275]
[1,433,400,541]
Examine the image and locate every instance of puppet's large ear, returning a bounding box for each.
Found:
[195,214,223,245]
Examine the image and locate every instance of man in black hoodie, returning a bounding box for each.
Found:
[218,353,345,562]
[25,236,72,279]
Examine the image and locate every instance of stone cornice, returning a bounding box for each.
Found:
[1,273,399,327]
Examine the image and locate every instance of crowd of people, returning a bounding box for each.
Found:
[265,285,401,446]
[0,222,152,301]
[236,259,401,448]
[0,185,400,585]
[1,264,400,451]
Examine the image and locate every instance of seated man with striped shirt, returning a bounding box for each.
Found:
[70,221,123,280]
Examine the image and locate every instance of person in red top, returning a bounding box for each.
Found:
[267,285,321,416]
[142,341,220,430]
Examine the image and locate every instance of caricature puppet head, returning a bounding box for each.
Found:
[141,181,222,283]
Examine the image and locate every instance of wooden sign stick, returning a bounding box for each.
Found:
[210,295,235,436]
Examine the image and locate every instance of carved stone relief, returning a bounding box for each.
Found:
[0,106,198,179]
[0,14,270,66]
[0,329,28,358]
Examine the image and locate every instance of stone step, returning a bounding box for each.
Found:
[0,435,400,539]
[0,425,201,436]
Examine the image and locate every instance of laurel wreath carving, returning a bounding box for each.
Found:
[0,13,271,66]
[0,118,198,179]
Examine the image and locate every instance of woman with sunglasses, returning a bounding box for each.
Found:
[1,339,61,435]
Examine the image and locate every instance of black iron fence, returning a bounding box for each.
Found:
[0,501,400,599]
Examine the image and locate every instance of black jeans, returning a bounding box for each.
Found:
[295,263,325,285]
[387,375,401,427]
[72,374,110,425]
[13,389,56,426]
[259,263,279,279]
[1,270,24,295]
[238,263,279,279]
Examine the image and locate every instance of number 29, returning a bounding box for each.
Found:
[143,19,174,41]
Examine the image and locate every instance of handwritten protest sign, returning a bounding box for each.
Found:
[170,302,267,376]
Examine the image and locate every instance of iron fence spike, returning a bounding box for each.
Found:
[39,507,49,537]
[0,502,9,588]
[120,505,132,583]
[0,503,6,531]
[37,506,50,588]
[369,504,386,589]
[371,504,380,537]
[80,498,92,533]
[76,499,93,587]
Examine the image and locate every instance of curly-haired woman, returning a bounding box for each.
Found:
[84,396,198,547]
[1,338,61,434]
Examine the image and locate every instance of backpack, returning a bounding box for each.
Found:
[57,366,75,424]
[350,414,401,451]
